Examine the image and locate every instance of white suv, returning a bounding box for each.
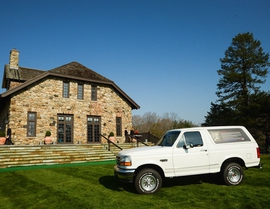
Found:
[114,126,261,194]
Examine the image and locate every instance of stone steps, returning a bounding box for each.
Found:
[0,144,114,168]
[0,143,149,168]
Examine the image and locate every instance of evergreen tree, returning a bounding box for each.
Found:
[203,102,236,126]
[216,32,269,111]
[205,32,269,127]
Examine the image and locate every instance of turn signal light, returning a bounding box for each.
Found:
[120,162,132,166]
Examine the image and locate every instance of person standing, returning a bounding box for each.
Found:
[124,128,129,143]
[130,127,134,136]
[6,125,13,145]
[265,133,270,154]
[129,127,135,143]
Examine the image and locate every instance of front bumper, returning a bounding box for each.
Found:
[114,165,135,183]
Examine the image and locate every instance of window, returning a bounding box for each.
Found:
[77,84,84,99]
[116,117,122,137]
[27,112,37,137]
[63,82,70,98]
[157,131,180,147]
[177,134,185,148]
[183,132,203,147]
[91,85,97,101]
[208,129,250,143]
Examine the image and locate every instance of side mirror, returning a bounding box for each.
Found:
[183,143,194,149]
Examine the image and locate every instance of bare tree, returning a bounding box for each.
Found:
[133,112,197,137]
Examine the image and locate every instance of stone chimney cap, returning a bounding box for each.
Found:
[10,48,19,52]
[9,48,19,70]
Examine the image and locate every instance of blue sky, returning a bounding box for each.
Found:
[1,0,270,124]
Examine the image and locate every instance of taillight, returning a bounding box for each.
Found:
[256,147,260,158]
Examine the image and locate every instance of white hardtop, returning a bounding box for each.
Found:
[168,125,248,132]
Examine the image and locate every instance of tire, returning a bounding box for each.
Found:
[134,168,162,194]
[222,163,244,186]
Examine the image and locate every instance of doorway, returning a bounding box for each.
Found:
[87,116,101,143]
[57,114,73,143]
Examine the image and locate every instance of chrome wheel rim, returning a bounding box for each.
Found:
[140,174,157,191]
[228,167,241,183]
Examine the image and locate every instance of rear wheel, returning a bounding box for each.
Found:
[134,168,162,194]
[222,163,244,186]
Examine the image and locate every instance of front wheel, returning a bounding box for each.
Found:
[134,168,162,194]
[222,163,244,186]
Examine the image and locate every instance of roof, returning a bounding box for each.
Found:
[1,62,140,109]
[2,65,45,88]
[49,62,112,83]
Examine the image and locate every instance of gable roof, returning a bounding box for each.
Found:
[49,62,112,83]
[2,65,45,88]
[1,62,140,109]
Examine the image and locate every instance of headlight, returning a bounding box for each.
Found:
[120,155,132,166]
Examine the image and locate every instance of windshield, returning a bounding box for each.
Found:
[157,131,181,147]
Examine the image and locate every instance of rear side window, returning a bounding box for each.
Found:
[208,128,250,144]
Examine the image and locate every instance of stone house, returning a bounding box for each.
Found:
[0,49,140,145]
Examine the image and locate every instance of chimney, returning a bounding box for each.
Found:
[9,48,19,69]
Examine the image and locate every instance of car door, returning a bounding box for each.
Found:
[172,131,210,176]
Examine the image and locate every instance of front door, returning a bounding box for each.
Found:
[57,115,73,144]
[87,116,101,143]
[173,131,209,176]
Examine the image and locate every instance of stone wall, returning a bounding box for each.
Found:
[9,81,23,90]
[8,77,133,145]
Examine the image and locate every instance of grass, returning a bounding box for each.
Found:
[0,155,269,209]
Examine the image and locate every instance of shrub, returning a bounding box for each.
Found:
[0,132,5,137]
[45,131,51,137]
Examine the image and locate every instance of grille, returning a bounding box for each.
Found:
[116,155,120,165]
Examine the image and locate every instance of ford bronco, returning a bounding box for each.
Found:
[114,126,261,194]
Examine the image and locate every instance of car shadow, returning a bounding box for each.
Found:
[99,175,136,193]
[162,173,223,188]
[99,173,223,194]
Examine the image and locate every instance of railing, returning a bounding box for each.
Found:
[100,134,149,152]
[131,135,149,147]
[100,134,122,152]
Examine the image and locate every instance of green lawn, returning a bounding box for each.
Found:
[0,155,269,209]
